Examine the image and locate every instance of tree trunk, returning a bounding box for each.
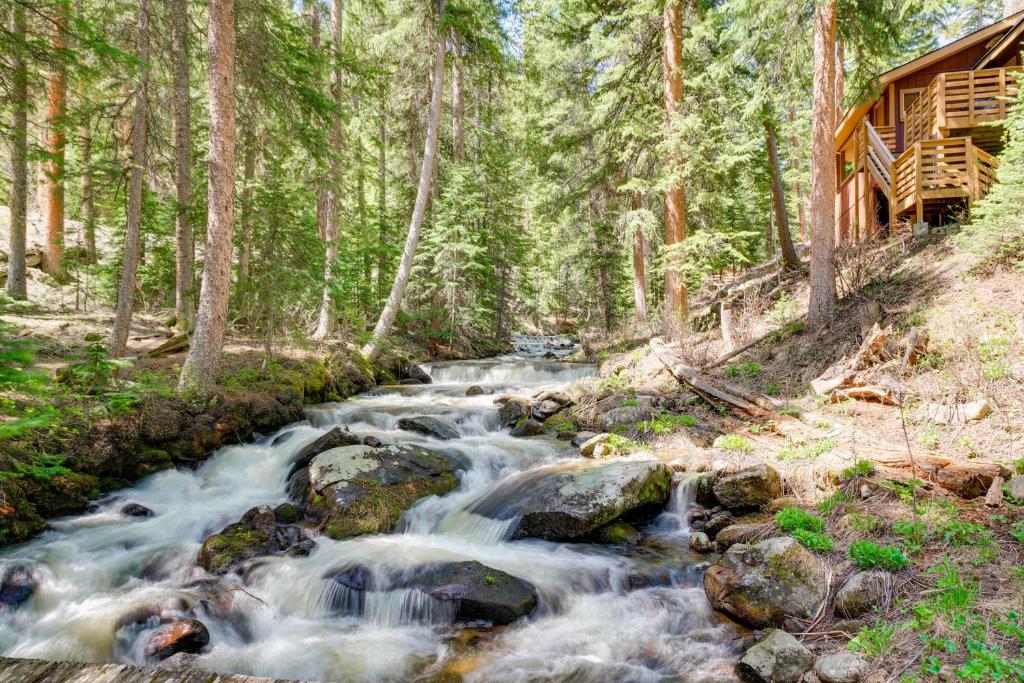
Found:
[171,0,194,333]
[313,0,344,342]
[808,1,838,330]
[362,0,447,363]
[43,3,68,276]
[662,0,687,328]
[765,117,799,271]
[109,0,150,357]
[178,0,236,396]
[376,88,388,305]
[632,193,648,325]
[6,4,28,300]
[787,106,808,241]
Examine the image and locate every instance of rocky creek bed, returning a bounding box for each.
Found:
[0,354,875,682]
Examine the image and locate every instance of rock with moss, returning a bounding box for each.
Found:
[713,464,782,510]
[396,416,459,441]
[736,629,813,683]
[286,427,363,481]
[197,505,301,575]
[498,398,531,428]
[591,520,641,544]
[510,418,545,437]
[703,536,826,628]
[541,411,575,435]
[303,444,465,540]
[469,457,672,541]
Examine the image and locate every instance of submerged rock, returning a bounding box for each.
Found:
[143,619,210,660]
[704,536,826,628]
[713,464,783,510]
[0,564,39,607]
[121,503,154,518]
[591,520,641,545]
[465,385,486,396]
[304,444,465,540]
[396,416,459,441]
[736,629,813,683]
[470,457,672,541]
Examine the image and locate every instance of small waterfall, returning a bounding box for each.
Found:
[653,475,697,536]
[423,359,596,385]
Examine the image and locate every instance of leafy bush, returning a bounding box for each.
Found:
[776,507,824,533]
[635,412,696,434]
[849,540,910,571]
[792,529,833,553]
[849,619,901,659]
[892,519,929,549]
[843,460,876,479]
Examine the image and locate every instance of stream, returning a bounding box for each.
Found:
[0,355,741,682]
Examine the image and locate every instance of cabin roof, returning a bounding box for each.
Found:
[835,9,1024,149]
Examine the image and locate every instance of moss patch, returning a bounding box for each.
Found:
[323,473,457,540]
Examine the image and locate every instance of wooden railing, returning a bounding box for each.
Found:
[892,137,999,219]
[875,125,897,154]
[904,66,1022,147]
[857,120,895,196]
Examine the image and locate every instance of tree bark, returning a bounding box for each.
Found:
[171,0,194,333]
[376,88,388,305]
[43,3,68,276]
[109,0,150,357]
[178,0,236,396]
[808,1,838,330]
[313,0,344,342]
[662,0,687,328]
[765,117,799,271]
[7,4,28,300]
[362,0,447,363]
[632,214,649,326]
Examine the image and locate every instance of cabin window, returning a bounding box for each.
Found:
[900,88,925,121]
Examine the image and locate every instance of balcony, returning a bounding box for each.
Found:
[892,137,998,220]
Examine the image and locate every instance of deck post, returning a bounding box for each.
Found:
[914,143,924,223]
[966,138,978,208]
[936,74,946,134]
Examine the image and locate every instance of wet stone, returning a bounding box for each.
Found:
[0,564,39,607]
[143,619,210,660]
[122,503,154,518]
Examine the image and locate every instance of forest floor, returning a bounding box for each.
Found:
[576,231,1024,681]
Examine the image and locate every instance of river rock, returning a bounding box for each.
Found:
[579,433,611,458]
[143,619,211,660]
[0,564,39,607]
[715,523,766,549]
[305,444,465,540]
[542,412,575,435]
[498,399,531,428]
[704,536,827,628]
[535,389,572,406]
[599,405,656,432]
[198,505,290,575]
[403,561,537,625]
[834,571,892,618]
[511,418,545,437]
[736,629,814,683]
[402,362,433,384]
[691,472,718,505]
[713,464,783,510]
[591,520,641,544]
[571,431,598,448]
[531,400,563,421]
[121,503,154,517]
[814,653,868,683]
[396,416,459,441]
[689,531,713,553]
[703,511,735,537]
[469,457,672,541]
[287,426,362,481]
[465,385,486,396]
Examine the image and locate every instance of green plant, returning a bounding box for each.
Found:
[713,433,754,453]
[846,512,880,533]
[1011,521,1024,544]
[917,422,940,449]
[765,383,780,396]
[58,335,134,394]
[775,507,824,533]
[848,619,901,659]
[777,437,835,461]
[792,529,833,553]
[635,412,696,434]
[892,519,930,552]
[817,491,849,515]
[768,292,800,326]
[881,479,925,506]
[843,460,876,479]
[849,540,910,571]
[1014,459,1024,476]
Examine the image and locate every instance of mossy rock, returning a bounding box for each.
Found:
[542,412,575,435]
[198,505,283,575]
[590,520,641,545]
[323,473,457,540]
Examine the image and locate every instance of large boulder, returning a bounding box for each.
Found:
[396,416,459,441]
[704,536,827,628]
[144,619,211,660]
[286,427,362,481]
[713,464,783,510]
[469,457,672,541]
[402,362,433,384]
[325,561,536,625]
[198,505,304,575]
[599,405,657,432]
[0,564,39,607]
[304,444,464,540]
[531,400,563,421]
[498,399,531,428]
[834,571,892,618]
[814,653,868,683]
[736,629,814,683]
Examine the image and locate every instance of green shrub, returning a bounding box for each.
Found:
[843,460,876,479]
[849,540,910,571]
[817,491,849,515]
[848,619,901,659]
[776,507,824,533]
[713,434,754,453]
[792,529,833,553]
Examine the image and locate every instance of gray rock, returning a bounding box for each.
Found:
[579,433,612,457]
[703,511,735,537]
[396,416,459,440]
[1006,476,1024,502]
[499,399,531,428]
[713,464,783,510]
[531,400,563,420]
[286,426,362,481]
[691,472,718,505]
[510,418,545,437]
[834,571,892,618]
[121,503,154,518]
[470,457,673,541]
[715,523,764,549]
[535,389,572,405]
[688,531,713,553]
[306,444,465,540]
[0,564,39,607]
[704,536,827,628]
[402,362,433,384]
[465,385,486,396]
[737,629,814,683]
[599,405,657,432]
[814,653,868,683]
[571,431,599,448]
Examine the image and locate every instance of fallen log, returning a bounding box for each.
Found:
[144,333,189,358]
[651,337,763,414]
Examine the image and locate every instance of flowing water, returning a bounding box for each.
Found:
[0,355,741,682]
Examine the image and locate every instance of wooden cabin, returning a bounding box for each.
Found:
[835,11,1024,240]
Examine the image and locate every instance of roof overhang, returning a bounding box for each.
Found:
[835,9,1024,150]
